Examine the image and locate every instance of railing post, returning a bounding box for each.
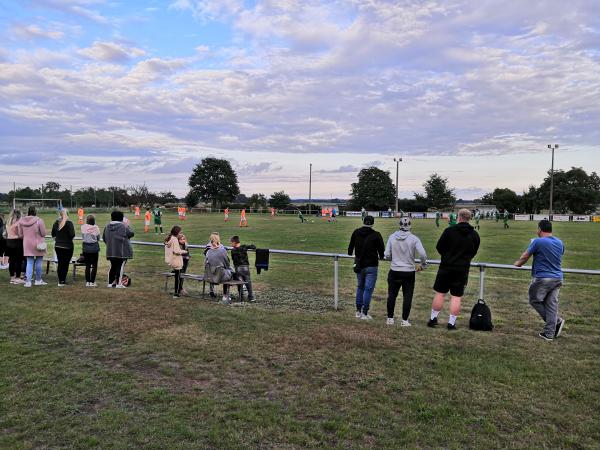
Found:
[334,255,339,310]
[479,265,486,300]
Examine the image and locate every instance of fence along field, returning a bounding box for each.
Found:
[1,210,600,448]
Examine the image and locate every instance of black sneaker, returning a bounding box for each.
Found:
[555,319,565,338]
[209,292,217,299]
[538,332,554,341]
[427,317,438,328]
[447,323,457,330]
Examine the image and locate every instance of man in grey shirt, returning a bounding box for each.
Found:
[384,218,427,326]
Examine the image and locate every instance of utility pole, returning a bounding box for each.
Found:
[308,163,312,215]
[548,144,559,217]
[13,181,16,210]
[393,157,402,217]
[70,185,73,209]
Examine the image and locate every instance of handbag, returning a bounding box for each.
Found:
[36,241,48,251]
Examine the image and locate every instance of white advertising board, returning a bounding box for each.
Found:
[514,214,530,221]
[345,211,362,217]
[553,215,570,222]
[367,211,380,217]
[573,215,590,222]
[533,214,549,221]
[426,212,437,219]
[410,212,426,219]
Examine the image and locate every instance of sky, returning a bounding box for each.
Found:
[0,0,599,199]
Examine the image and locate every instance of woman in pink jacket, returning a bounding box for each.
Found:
[17,206,47,287]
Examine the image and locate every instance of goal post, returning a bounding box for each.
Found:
[12,198,63,211]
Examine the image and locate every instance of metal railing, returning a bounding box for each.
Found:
[47,236,600,310]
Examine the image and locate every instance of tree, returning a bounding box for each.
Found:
[349,167,395,210]
[188,158,240,208]
[414,173,456,209]
[268,191,291,209]
[249,193,267,209]
[44,181,61,193]
[538,167,600,214]
[157,191,178,204]
[520,185,541,214]
[481,188,520,212]
[185,190,200,208]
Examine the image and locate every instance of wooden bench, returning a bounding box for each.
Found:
[161,271,245,299]
[44,258,86,280]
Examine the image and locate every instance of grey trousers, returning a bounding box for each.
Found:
[235,265,254,300]
[528,277,562,337]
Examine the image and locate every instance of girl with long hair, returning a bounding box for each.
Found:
[164,225,187,298]
[51,208,75,286]
[6,209,24,284]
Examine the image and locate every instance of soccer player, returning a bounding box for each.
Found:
[152,205,164,234]
[239,208,248,227]
[271,207,275,217]
[474,209,481,230]
[448,211,457,227]
[298,209,305,223]
[224,207,230,222]
[182,206,187,220]
[134,205,140,219]
[144,208,151,233]
[503,210,510,229]
[435,211,441,228]
[77,207,84,225]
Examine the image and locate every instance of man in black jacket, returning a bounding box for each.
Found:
[348,215,385,320]
[428,209,480,330]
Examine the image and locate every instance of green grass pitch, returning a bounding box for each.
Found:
[1,211,599,448]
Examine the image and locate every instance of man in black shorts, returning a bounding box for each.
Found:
[428,208,480,330]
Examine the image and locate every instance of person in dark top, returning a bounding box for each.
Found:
[230,235,256,302]
[428,208,480,330]
[51,208,76,286]
[348,215,385,320]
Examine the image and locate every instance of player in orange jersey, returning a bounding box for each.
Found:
[77,207,84,225]
[134,205,140,219]
[224,208,230,222]
[239,208,248,227]
[182,206,187,220]
[271,207,275,217]
[144,207,151,233]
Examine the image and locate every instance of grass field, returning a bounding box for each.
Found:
[1,211,599,449]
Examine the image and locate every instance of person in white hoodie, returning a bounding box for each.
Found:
[81,215,101,287]
[384,218,427,326]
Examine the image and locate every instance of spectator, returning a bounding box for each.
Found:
[204,232,234,305]
[428,208,480,330]
[178,233,190,295]
[103,210,134,288]
[514,219,565,341]
[6,209,24,284]
[230,235,256,302]
[0,213,7,269]
[348,215,385,320]
[384,218,427,326]
[17,206,47,288]
[51,208,75,287]
[81,214,101,287]
[164,225,187,298]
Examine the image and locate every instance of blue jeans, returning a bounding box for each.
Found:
[356,266,378,314]
[26,256,43,282]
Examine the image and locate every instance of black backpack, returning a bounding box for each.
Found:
[469,299,494,331]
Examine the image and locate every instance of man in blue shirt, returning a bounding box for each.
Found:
[514,220,565,341]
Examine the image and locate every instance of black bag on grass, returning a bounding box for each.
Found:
[469,299,493,331]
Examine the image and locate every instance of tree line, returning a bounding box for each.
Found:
[348,166,600,214]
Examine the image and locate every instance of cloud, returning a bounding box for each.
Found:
[316,165,359,174]
[11,24,65,41]
[77,41,146,63]
[29,0,109,24]
[237,162,282,175]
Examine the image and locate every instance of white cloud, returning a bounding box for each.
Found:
[12,24,65,41]
[76,41,146,63]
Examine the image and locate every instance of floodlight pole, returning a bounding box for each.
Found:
[394,157,402,217]
[308,163,312,215]
[548,144,559,217]
[13,182,16,210]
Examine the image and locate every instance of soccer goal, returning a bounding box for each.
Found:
[12,198,63,211]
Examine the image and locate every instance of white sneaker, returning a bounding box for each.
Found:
[13,278,25,285]
[24,282,32,288]
[400,320,412,327]
[115,284,127,289]
[34,280,47,286]
[355,311,363,319]
[361,314,373,320]
[85,282,90,287]
[90,283,97,287]
[57,283,66,287]
[107,283,114,288]
[386,317,395,325]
